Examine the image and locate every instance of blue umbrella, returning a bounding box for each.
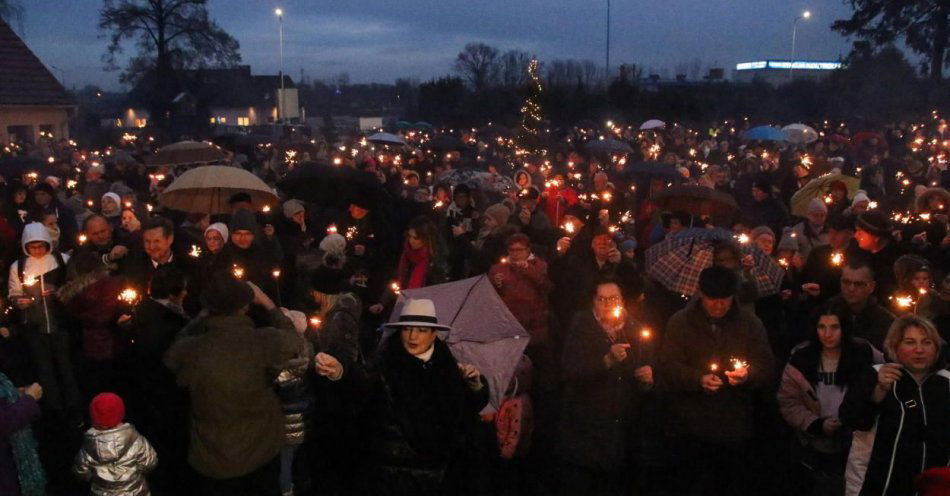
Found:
[742,126,786,142]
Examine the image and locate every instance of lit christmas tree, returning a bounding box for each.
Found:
[517,59,544,156]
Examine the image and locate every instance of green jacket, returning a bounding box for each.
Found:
[165,307,303,479]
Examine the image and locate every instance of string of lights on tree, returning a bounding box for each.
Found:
[517,59,544,157]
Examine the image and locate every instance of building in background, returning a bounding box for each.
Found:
[0,18,76,144]
[733,59,843,86]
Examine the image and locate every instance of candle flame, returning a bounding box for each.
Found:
[640,328,651,339]
[326,225,338,235]
[731,358,748,371]
[830,252,844,266]
[710,363,719,372]
[272,269,281,279]
[189,245,202,258]
[232,265,245,279]
[262,205,271,213]
[22,275,37,287]
[118,288,139,305]
[612,306,622,319]
[309,316,322,328]
[390,282,401,295]
[78,234,87,245]
[563,221,575,234]
[736,233,750,244]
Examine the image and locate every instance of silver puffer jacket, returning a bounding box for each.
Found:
[73,423,158,496]
[275,340,315,445]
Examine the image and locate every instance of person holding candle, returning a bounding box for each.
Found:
[801,214,857,304]
[555,277,654,495]
[464,203,517,276]
[824,257,895,352]
[854,210,900,301]
[791,198,831,262]
[512,187,556,256]
[891,254,934,318]
[489,233,553,360]
[6,222,81,418]
[659,265,776,495]
[210,209,282,304]
[839,315,949,496]
[100,192,122,229]
[776,306,883,495]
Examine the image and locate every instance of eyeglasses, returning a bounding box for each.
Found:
[840,278,870,288]
[595,296,622,305]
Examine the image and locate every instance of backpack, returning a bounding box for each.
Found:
[495,355,534,459]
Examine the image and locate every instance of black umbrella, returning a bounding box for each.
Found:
[623,161,680,180]
[585,138,633,154]
[651,185,738,217]
[0,157,59,180]
[426,135,465,151]
[277,161,390,209]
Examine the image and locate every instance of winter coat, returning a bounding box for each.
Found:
[275,339,314,446]
[777,339,883,454]
[556,311,655,471]
[7,223,70,335]
[209,243,281,302]
[659,298,776,442]
[0,393,40,496]
[826,295,894,353]
[73,423,157,496]
[839,365,950,496]
[488,256,552,346]
[358,336,488,494]
[164,307,304,479]
[791,221,829,261]
[750,196,789,237]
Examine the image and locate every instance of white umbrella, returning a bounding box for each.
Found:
[640,119,666,131]
[782,124,819,144]
[367,132,407,146]
[159,165,278,214]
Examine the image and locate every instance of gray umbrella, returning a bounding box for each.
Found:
[386,276,529,412]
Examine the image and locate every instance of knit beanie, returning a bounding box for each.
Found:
[851,190,870,207]
[101,192,121,207]
[205,222,229,241]
[281,308,308,334]
[808,198,828,215]
[750,225,775,241]
[230,208,258,233]
[777,227,799,252]
[319,233,346,256]
[698,266,738,298]
[90,392,125,430]
[282,199,305,220]
[484,203,511,227]
[620,238,637,252]
[201,272,254,315]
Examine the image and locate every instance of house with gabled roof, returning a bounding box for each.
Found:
[0,18,76,144]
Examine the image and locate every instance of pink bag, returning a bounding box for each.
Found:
[495,355,535,459]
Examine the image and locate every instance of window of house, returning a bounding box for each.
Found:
[237,116,249,126]
[135,119,147,128]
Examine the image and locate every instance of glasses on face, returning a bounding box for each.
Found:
[595,296,622,305]
[840,278,870,289]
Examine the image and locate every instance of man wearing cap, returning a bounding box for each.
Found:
[660,266,776,494]
[211,208,282,303]
[854,210,900,300]
[359,299,488,494]
[165,274,304,495]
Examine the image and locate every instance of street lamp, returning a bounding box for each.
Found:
[275,7,284,124]
[790,10,811,80]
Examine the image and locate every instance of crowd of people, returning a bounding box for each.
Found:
[0,115,949,496]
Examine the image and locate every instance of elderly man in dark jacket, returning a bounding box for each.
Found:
[556,277,655,495]
[660,266,776,495]
[164,273,304,496]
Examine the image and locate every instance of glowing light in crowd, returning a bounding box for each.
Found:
[118,288,139,305]
[189,245,202,258]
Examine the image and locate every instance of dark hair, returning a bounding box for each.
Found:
[406,216,440,257]
[150,265,187,299]
[506,232,530,248]
[843,253,875,279]
[453,184,472,197]
[810,304,853,348]
[589,276,624,301]
[142,216,174,238]
[82,214,110,231]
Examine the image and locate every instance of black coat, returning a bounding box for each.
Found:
[358,336,488,494]
[556,311,655,470]
[839,365,950,495]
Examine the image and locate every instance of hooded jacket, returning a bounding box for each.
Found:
[8,223,69,334]
[73,423,157,496]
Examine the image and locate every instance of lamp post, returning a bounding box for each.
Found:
[605,0,611,82]
[790,10,811,81]
[275,7,284,124]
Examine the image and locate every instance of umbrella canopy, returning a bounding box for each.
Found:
[413,121,434,131]
[782,124,819,144]
[651,185,738,217]
[852,131,886,146]
[790,173,861,217]
[145,140,230,167]
[159,165,277,214]
[387,276,530,412]
[367,132,407,146]
[742,126,786,142]
[394,121,413,130]
[585,138,633,154]
[277,161,389,209]
[645,228,784,297]
[426,135,465,151]
[640,119,666,131]
[436,169,516,195]
[0,156,58,179]
[623,161,680,180]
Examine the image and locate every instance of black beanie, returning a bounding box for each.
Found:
[310,265,343,294]
[32,182,56,196]
[698,266,738,298]
[230,208,258,233]
[201,272,254,315]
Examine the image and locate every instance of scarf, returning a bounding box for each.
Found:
[0,374,45,496]
[397,242,430,290]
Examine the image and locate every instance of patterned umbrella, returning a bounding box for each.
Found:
[646,228,784,297]
[436,169,516,194]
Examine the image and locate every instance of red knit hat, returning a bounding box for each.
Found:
[89,392,125,430]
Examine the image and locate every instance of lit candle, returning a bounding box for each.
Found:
[309,316,322,329]
[326,225,338,235]
[262,205,271,213]
[612,306,623,319]
[730,358,749,371]
[390,282,401,295]
[778,258,789,269]
[272,269,281,279]
[117,288,139,305]
[232,265,245,279]
[500,257,509,264]
[189,245,202,258]
[563,221,576,234]
[78,234,87,245]
[22,275,37,287]
[710,363,719,372]
[736,233,750,244]
[830,252,844,267]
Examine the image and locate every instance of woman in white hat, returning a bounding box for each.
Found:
[358,298,488,494]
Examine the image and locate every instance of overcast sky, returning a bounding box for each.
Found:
[16,0,858,91]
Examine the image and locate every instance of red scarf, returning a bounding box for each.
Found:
[398,242,431,289]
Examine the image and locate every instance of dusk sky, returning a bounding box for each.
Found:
[15,0,859,91]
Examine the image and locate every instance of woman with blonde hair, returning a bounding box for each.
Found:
[840,315,949,496]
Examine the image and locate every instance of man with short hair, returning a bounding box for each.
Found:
[826,258,894,352]
[854,210,899,300]
[660,266,776,494]
[127,216,200,314]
